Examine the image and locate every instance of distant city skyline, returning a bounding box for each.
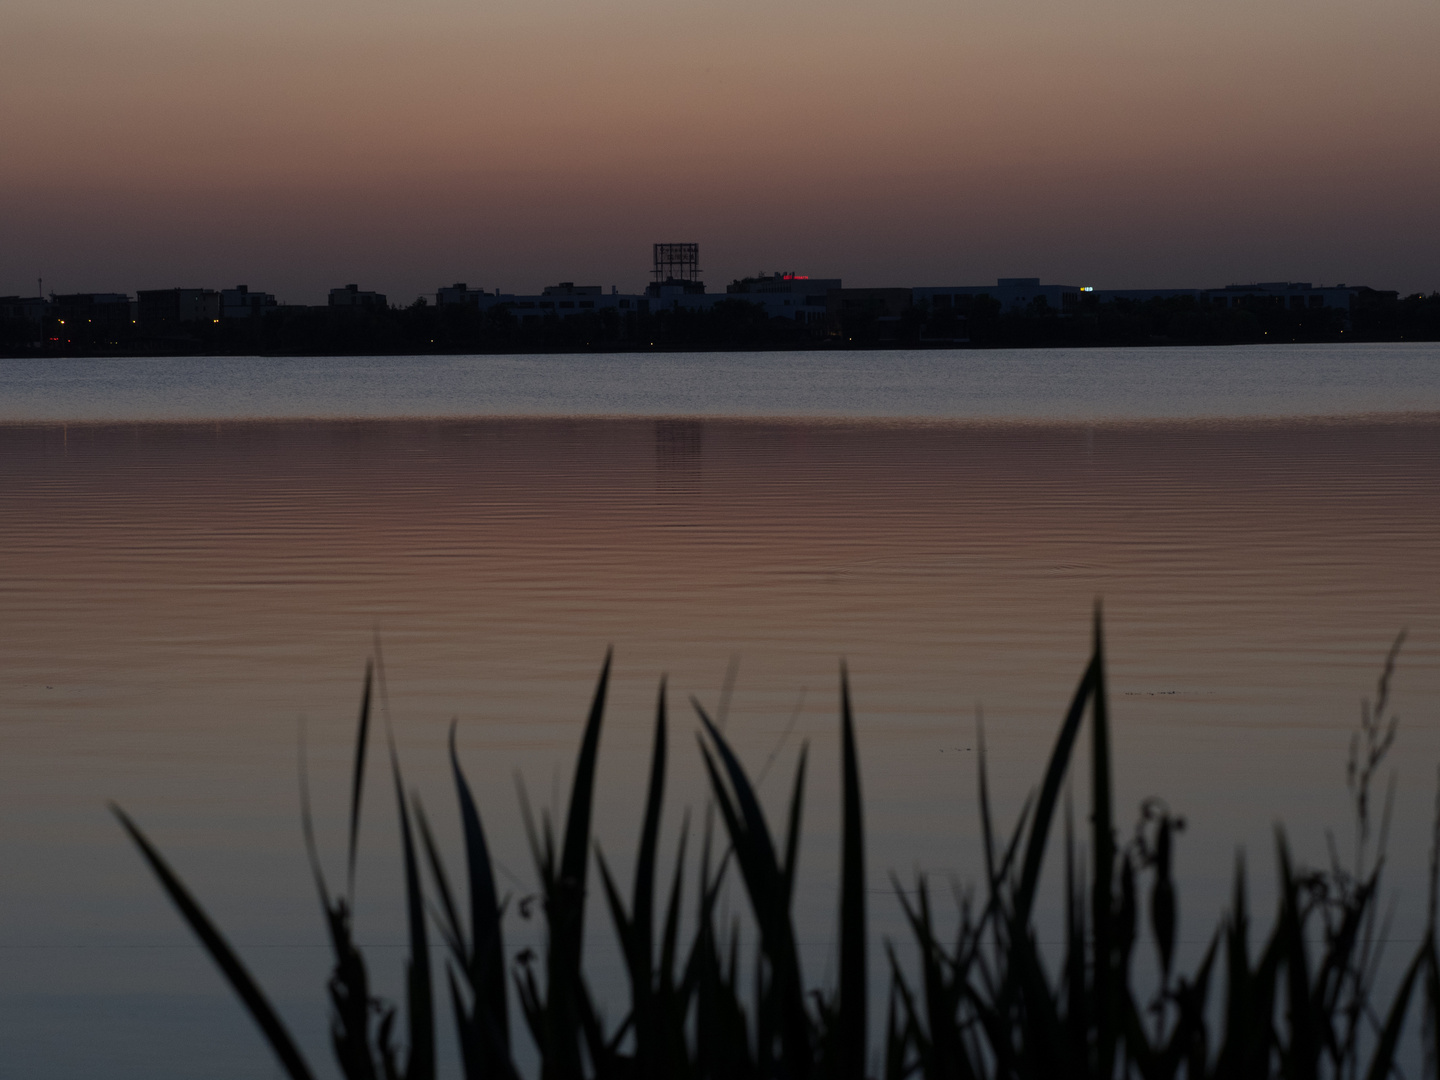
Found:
[4,261,1427,312]
[4,0,1438,301]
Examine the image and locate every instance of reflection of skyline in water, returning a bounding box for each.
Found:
[1,415,1438,1078]
[654,418,703,490]
[655,418,703,458]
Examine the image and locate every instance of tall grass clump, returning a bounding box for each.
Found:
[114,615,1440,1078]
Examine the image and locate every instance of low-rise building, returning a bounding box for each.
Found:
[220,285,278,319]
[914,278,1083,314]
[329,284,388,311]
[435,283,496,308]
[913,278,1368,315]
[437,282,650,322]
[137,288,222,327]
[1086,282,1380,311]
[1203,282,1360,311]
[540,282,615,314]
[829,287,912,322]
[50,293,135,339]
[644,277,715,313]
[0,296,49,323]
[0,296,49,347]
[726,273,839,325]
[1088,288,1202,304]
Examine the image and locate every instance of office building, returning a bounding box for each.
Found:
[137,288,222,327]
[220,285,278,319]
[329,284,388,311]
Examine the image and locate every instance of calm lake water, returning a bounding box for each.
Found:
[1,345,1439,1078]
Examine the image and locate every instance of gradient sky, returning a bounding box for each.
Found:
[4,0,1438,302]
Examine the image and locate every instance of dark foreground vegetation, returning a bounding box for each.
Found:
[116,619,1440,1079]
[9,290,1440,356]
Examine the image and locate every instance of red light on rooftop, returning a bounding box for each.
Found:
[782,274,810,280]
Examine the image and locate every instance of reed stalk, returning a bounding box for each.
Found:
[116,620,1433,1079]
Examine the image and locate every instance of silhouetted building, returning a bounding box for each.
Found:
[1202,282,1361,311]
[438,282,649,322]
[1079,282,1378,311]
[329,284,387,311]
[542,282,603,298]
[0,296,48,324]
[828,288,912,322]
[51,292,134,332]
[220,285,278,319]
[435,283,494,308]
[914,278,1082,314]
[726,273,840,325]
[137,288,221,328]
[1086,288,1200,303]
[644,278,709,301]
[0,296,49,348]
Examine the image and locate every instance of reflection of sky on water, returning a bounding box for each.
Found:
[0,414,1437,1077]
[2,343,1440,423]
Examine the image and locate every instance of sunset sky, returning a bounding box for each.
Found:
[4,0,1438,302]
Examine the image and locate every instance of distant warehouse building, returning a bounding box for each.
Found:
[435,283,501,309]
[0,295,49,324]
[914,278,1083,314]
[1087,288,1203,304]
[0,295,50,348]
[137,288,221,328]
[1087,282,1382,311]
[437,282,650,323]
[827,288,913,336]
[911,279,1374,314]
[51,292,135,336]
[220,285,278,319]
[1201,282,1362,310]
[726,273,839,325]
[51,292,133,325]
[329,284,388,311]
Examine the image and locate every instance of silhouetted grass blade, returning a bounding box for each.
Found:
[300,723,383,1080]
[298,721,334,913]
[782,743,808,912]
[1366,942,1426,1080]
[1277,831,1324,1078]
[976,710,999,903]
[632,678,667,1074]
[837,663,866,1080]
[659,814,688,994]
[349,660,373,898]
[414,800,465,964]
[695,701,813,1078]
[112,805,318,1080]
[561,650,610,895]
[1063,797,1087,1066]
[540,650,611,1080]
[389,744,435,1080]
[1015,650,1097,928]
[1423,941,1440,1079]
[447,722,514,1077]
[596,676,669,1076]
[1090,605,1118,1077]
